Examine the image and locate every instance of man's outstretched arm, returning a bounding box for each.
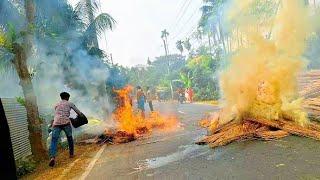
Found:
[70,103,82,115]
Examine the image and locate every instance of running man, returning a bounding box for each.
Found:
[49,92,83,167]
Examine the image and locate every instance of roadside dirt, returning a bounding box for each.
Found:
[21,144,100,180]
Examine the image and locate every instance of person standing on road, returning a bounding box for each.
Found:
[49,92,83,167]
[177,87,185,104]
[146,87,154,112]
[189,87,194,103]
[136,86,146,118]
[185,88,190,103]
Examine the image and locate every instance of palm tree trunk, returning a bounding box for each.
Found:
[19,0,47,161]
[228,36,232,52]
[236,29,240,49]
[208,34,213,55]
[215,25,220,44]
[163,37,173,99]
[165,36,169,55]
[240,31,244,46]
[166,54,174,100]
[25,0,35,54]
[218,20,227,53]
[12,43,46,161]
[212,29,218,46]
[163,39,168,56]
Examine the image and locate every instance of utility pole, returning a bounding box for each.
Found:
[208,33,213,56]
[161,29,174,99]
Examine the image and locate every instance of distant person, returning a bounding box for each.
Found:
[156,91,161,102]
[185,88,190,103]
[189,88,194,103]
[136,86,146,118]
[146,87,154,112]
[49,92,83,167]
[177,87,185,104]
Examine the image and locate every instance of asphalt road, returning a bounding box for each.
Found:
[85,102,320,180]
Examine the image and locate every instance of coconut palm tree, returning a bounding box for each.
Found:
[183,38,192,53]
[161,29,169,56]
[176,40,184,55]
[199,0,227,53]
[161,29,174,99]
[76,0,116,49]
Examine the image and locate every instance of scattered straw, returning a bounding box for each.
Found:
[21,144,100,180]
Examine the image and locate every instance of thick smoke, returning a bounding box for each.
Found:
[30,38,112,120]
[0,1,116,124]
[218,0,320,125]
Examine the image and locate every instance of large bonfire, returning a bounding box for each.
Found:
[197,0,320,148]
[100,86,178,144]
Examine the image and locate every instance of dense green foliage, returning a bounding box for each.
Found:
[127,54,185,92]
[185,54,220,100]
[126,50,221,101]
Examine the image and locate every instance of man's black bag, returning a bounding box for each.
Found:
[70,114,88,128]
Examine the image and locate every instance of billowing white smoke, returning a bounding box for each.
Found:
[1,35,113,122]
[32,38,112,120]
[0,0,117,137]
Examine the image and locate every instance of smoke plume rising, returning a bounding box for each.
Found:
[0,1,115,124]
[219,0,319,125]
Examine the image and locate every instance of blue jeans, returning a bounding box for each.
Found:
[49,124,74,158]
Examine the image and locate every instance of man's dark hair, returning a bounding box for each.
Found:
[136,86,141,90]
[60,92,70,100]
[146,86,150,90]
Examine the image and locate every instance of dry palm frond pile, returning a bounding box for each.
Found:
[299,70,320,119]
[197,70,320,148]
[196,113,320,148]
[303,98,320,118]
[298,70,320,98]
[96,129,136,144]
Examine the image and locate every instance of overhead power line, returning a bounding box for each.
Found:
[169,6,200,42]
[173,0,189,22]
[166,0,188,32]
[170,0,192,31]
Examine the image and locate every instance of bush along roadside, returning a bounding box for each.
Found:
[16,156,37,177]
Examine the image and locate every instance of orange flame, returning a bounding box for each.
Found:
[112,86,179,136]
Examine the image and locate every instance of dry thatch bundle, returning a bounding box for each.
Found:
[96,129,136,144]
[299,70,320,119]
[298,70,320,98]
[197,70,320,148]
[196,114,320,148]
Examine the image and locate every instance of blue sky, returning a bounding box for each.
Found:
[69,0,203,67]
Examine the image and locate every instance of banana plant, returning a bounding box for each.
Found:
[179,71,193,88]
